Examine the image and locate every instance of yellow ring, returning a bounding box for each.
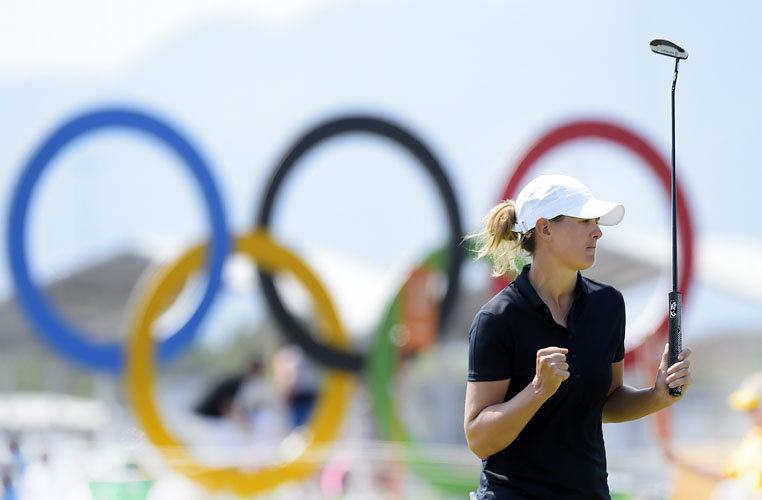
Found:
[124,230,353,495]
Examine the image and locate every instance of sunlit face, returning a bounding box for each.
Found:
[546,216,603,270]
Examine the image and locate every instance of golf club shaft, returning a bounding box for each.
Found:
[669,57,682,397]
[672,58,679,293]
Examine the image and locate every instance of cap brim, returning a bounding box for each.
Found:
[574,199,625,226]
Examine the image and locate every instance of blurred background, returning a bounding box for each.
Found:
[1,1,762,499]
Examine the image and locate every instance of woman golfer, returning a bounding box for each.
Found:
[464,174,692,499]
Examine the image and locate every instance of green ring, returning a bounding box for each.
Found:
[367,245,479,496]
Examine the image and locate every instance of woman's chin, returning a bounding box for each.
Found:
[578,255,596,270]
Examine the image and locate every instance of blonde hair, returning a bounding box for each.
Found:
[467,200,536,277]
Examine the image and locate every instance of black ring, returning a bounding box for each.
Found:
[256,115,463,372]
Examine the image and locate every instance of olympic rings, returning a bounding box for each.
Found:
[7,108,229,372]
[125,230,353,495]
[367,245,477,497]
[255,115,464,372]
[498,120,695,364]
[7,107,697,497]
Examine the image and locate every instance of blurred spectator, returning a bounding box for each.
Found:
[192,356,286,469]
[7,438,24,478]
[721,372,762,497]
[320,451,351,499]
[194,359,267,419]
[2,473,18,500]
[703,371,762,500]
[272,344,319,428]
[19,451,54,500]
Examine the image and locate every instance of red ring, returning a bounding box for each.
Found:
[495,120,695,365]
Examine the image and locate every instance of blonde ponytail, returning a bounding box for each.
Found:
[467,200,533,277]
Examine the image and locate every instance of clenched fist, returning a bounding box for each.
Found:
[532,347,570,398]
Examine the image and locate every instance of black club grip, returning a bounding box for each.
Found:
[668,291,682,397]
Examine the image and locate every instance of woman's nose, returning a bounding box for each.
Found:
[592,222,602,239]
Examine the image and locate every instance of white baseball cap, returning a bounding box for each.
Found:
[513,174,625,234]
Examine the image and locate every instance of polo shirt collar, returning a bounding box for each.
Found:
[514,264,589,312]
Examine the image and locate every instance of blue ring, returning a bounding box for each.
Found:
[7,108,229,373]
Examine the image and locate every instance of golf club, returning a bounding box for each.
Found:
[650,38,688,397]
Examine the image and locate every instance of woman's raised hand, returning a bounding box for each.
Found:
[532,347,570,399]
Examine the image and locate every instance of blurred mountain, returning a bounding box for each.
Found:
[0,252,153,353]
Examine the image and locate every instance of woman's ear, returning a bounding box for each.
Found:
[535,218,552,241]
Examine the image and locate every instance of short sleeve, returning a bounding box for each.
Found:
[468,310,513,381]
[613,291,626,363]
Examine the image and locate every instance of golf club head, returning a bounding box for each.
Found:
[650,39,688,60]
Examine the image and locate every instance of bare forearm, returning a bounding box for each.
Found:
[466,383,549,459]
[602,384,669,423]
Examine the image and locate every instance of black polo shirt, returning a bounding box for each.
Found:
[468,265,625,500]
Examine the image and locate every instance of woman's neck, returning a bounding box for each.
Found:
[528,254,578,317]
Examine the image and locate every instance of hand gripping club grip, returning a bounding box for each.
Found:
[668,291,682,397]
